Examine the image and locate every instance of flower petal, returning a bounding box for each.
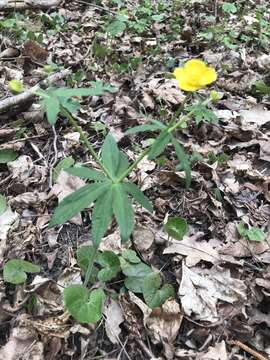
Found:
[185,59,206,72]
[200,68,217,86]
[178,79,201,92]
[173,68,186,81]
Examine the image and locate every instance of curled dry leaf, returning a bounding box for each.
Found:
[103,298,124,344]
[179,263,246,323]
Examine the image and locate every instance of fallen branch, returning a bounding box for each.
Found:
[0,68,72,114]
[0,0,61,10]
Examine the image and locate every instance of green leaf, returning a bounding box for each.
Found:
[59,97,80,113]
[96,251,120,282]
[125,124,164,135]
[76,246,99,282]
[65,166,106,181]
[91,187,113,247]
[0,194,7,215]
[52,82,117,98]
[101,134,120,179]
[3,259,40,284]
[142,273,174,309]
[222,2,237,13]
[49,182,111,227]
[164,217,188,240]
[112,184,134,242]
[42,97,60,125]
[122,249,141,264]
[120,257,152,293]
[106,20,126,36]
[115,152,129,178]
[123,182,153,212]
[237,223,266,242]
[148,129,170,160]
[64,285,105,323]
[255,81,270,96]
[0,149,18,163]
[171,136,191,188]
[53,157,75,183]
[187,103,218,125]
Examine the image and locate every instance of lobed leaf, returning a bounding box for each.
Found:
[142,273,174,309]
[4,259,40,284]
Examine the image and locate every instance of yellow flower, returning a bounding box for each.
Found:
[173,59,217,92]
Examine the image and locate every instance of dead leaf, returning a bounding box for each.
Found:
[49,171,86,225]
[179,263,246,322]
[103,298,124,344]
[164,233,220,267]
[0,206,19,264]
[197,341,228,360]
[239,106,270,130]
[133,226,154,258]
[147,78,185,104]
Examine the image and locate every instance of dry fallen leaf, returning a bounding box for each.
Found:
[0,206,19,263]
[164,233,220,267]
[197,341,228,360]
[103,298,124,344]
[179,263,246,322]
[239,106,270,131]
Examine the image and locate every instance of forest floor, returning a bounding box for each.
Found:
[0,0,270,359]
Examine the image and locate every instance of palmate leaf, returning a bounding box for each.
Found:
[112,184,134,242]
[65,166,106,181]
[41,97,60,125]
[49,181,111,227]
[101,134,120,179]
[123,182,153,212]
[125,123,164,135]
[148,129,170,160]
[115,152,129,178]
[96,251,120,282]
[171,136,191,188]
[91,187,113,247]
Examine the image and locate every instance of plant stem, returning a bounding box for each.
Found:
[116,147,150,183]
[83,246,99,287]
[60,106,113,181]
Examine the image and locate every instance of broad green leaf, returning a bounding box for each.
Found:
[96,251,120,282]
[42,97,60,125]
[171,136,191,188]
[125,124,164,135]
[0,149,18,163]
[142,273,174,309]
[65,166,106,181]
[148,129,170,160]
[101,134,120,179]
[120,257,152,293]
[0,194,7,215]
[59,97,80,113]
[76,246,99,282]
[53,157,75,183]
[49,182,111,227]
[122,249,141,264]
[164,217,188,240]
[106,20,126,36]
[222,2,237,13]
[4,259,40,284]
[123,182,153,213]
[91,188,113,247]
[115,152,129,178]
[64,285,105,323]
[112,184,134,242]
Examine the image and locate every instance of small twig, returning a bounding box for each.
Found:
[230,340,268,360]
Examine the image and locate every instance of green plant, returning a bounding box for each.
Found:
[13,59,217,324]
[3,259,40,284]
[165,217,188,240]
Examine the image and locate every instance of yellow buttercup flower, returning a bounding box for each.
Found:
[173,59,217,92]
